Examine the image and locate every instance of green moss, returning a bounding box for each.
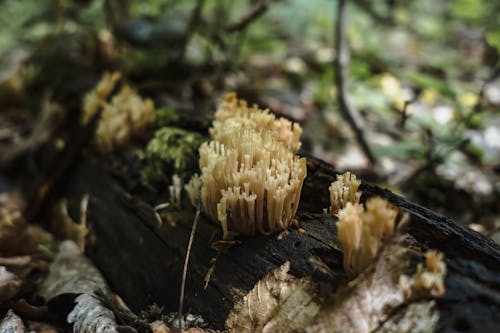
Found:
[139,127,205,188]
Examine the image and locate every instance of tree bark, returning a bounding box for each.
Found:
[60,155,500,332]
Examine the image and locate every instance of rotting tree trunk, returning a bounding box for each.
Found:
[60,155,500,332]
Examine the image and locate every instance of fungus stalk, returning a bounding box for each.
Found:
[186,93,307,239]
[169,174,182,207]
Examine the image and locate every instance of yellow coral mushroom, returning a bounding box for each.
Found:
[211,92,302,153]
[186,93,307,239]
[82,72,155,153]
[337,202,364,273]
[336,196,398,274]
[329,172,361,216]
[399,250,446,300]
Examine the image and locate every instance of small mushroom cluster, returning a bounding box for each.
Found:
[399,250,447,299]
[82,72,155,153]
[328,171,361,216]
[186,93,306,239]
[330,172,398,274]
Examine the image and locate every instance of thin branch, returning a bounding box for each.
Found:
[226,0,271,33]
[177,199,202,330]
[334,0,377,165]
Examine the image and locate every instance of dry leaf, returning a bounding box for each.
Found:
[307,236,439,333]
[0,310,26,333]
[226,262,321,333]
[307,237,434,333]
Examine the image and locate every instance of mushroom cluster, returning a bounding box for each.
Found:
[336,196,398,274]
[399,250,446,299]
[329,171,361,216]
[186,93,307,238]
[82,72,155,153]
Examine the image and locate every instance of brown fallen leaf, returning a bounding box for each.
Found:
[226,261,322,333]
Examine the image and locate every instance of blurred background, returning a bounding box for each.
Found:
[1,0,499,240]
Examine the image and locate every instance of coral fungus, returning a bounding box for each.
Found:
[82,72,155,153]
[186,93,306,238]
[329,172,361,216]
[336,196,398,274]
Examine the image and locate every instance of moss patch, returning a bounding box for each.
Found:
[139,127,205,189]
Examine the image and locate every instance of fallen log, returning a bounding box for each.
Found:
[60,156,500,332]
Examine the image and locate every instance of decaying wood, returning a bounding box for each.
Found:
[59,155,500,332]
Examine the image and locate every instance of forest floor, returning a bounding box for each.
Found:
[0,0,499,332]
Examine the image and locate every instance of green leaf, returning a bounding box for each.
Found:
[451,0,485,21]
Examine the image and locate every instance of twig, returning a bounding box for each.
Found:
[226,0,271,33]
[334,0,377,165]
[177,199,202,330]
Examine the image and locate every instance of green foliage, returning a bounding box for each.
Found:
[451,0,485,21]
[139,127,205,189]
[0,0,53,54]
[486,29,500,55]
